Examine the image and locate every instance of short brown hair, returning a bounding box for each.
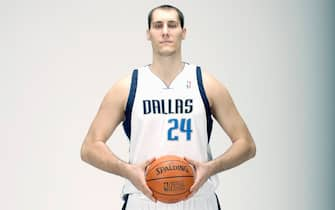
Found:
[147,4,184,29]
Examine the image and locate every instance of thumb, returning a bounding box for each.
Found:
[184,157,197,168]
[145,157,156,165]
[144,157,156,170]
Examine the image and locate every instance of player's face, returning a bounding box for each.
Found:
[147,9,186,57]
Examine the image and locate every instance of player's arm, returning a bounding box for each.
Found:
[80,75,130,176]
[80,75,155,201]
[203,71,256,174]
[186,70,256,195]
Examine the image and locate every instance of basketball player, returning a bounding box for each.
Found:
[81,4,256,210]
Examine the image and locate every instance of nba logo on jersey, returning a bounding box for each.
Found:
[186,80,191,88]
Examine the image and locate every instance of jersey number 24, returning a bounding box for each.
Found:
[167,118,192,141]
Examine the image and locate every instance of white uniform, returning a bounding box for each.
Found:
[122,63,220,210]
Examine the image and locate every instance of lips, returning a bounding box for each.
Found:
[160,41,173,44]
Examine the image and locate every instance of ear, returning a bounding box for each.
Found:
[181,28,187,40]
[146,29,151,41]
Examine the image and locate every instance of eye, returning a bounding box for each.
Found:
[168,22,178,28]
[152,23,163,29]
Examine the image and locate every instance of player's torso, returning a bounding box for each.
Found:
[127,63,211,163]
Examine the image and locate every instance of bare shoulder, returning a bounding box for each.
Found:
[103,72,132,111]
[201,69,231,108]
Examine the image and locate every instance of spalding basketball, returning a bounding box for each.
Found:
[145,155,194,203]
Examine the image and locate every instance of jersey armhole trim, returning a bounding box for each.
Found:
[196,66,213,143]
[123,69,138,140]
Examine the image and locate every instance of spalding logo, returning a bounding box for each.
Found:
[155,164,189,175]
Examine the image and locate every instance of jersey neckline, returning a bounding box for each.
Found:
[145,62,190,89]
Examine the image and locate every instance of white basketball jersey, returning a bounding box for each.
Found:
[122,63,219,196]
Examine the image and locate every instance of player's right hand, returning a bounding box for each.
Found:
[125,158,156,202]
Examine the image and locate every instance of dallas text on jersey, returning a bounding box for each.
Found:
[143,99,193,115]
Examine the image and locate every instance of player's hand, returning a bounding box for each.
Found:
[125,158,156,202]
[184,157,213,199]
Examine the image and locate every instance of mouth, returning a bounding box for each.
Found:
[160,41,173,44]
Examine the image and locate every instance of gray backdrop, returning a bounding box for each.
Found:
[1,0,334,210]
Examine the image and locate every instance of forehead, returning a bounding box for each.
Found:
[151,8,179,23]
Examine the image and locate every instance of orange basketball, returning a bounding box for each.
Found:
[145,155,194,203]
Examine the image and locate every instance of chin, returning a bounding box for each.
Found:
[158,49,176,56]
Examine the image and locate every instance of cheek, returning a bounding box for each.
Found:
[176,35,184,43]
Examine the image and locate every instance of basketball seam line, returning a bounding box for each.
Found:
[146,175,194,182]
[151,188,190,196]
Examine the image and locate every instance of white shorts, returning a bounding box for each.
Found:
[122,192,221,210]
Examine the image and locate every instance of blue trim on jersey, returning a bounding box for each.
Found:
[196,66,213,143]
[215,194,221,210]
[123,69,138,140]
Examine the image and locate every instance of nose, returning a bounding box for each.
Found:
[162,23,169,36]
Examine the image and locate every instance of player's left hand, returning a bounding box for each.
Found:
[184,157,213,199]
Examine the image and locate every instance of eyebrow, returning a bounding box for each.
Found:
[152,20,178,24]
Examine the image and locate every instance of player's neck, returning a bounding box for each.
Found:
[150,54,184,86]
